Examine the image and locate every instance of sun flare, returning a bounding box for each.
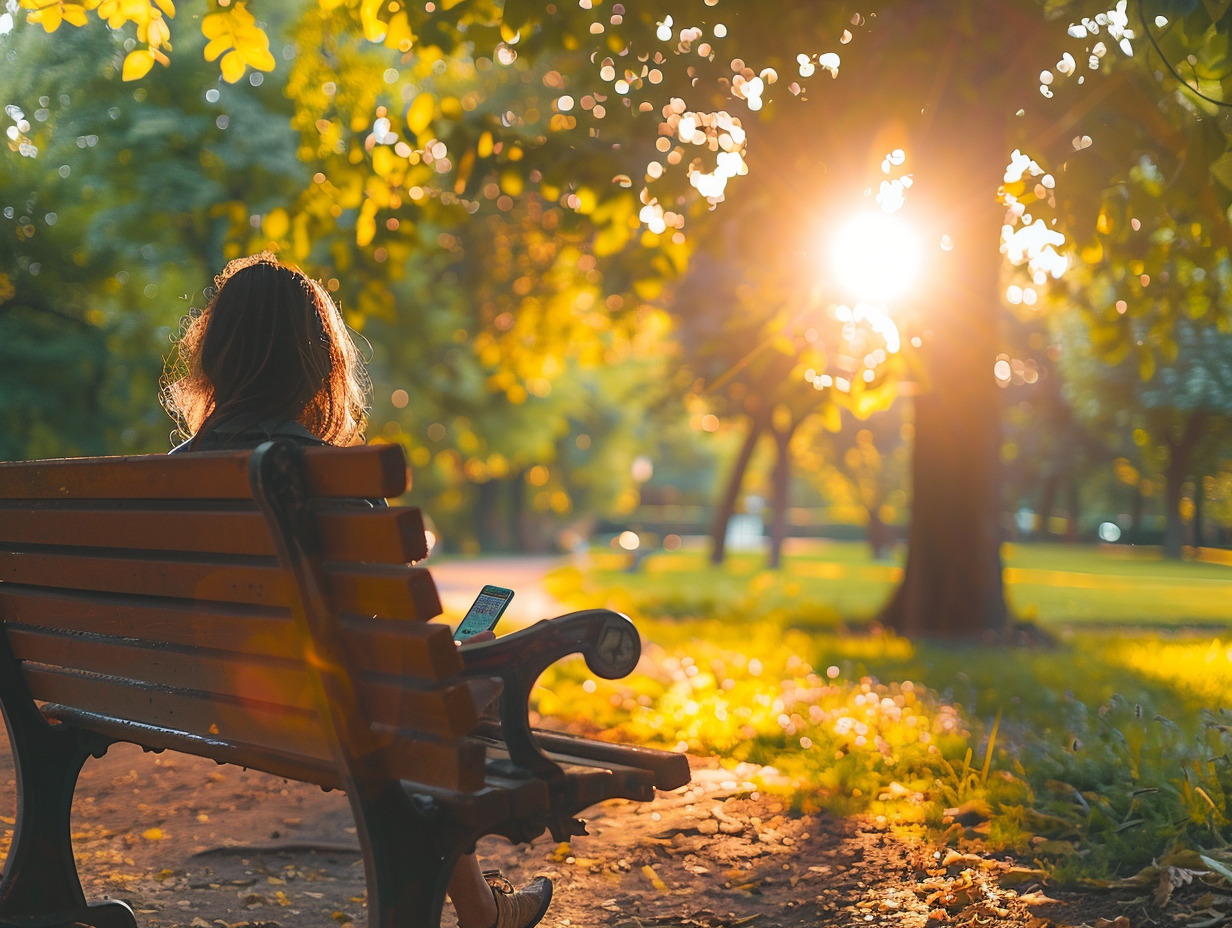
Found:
[829,211,924,305]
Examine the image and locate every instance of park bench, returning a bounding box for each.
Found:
[0,440,690,928]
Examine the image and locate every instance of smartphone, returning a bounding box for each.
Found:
[453,585,514,641]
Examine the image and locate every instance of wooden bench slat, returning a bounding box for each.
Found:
[13,630,480,739]
[0,444,407,501]
[44,704,343,790]
[0,552,441,619]
[484,742,660,806]
[379,737,488,793]
[43,706,489,793]
[338,614,462,678]
[0,588,463,677]
[11,626,315,710]
[328,564,442,619]
[23,664,333,764]
[0,505,428,563]
[475,720,691,791]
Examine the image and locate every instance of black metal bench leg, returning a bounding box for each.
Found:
[0,711,135,928]
[349,783,469,928]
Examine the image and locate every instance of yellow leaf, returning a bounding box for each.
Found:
[203,36,230,61]
[219,49,246,83]
[372,146,398,178]
[292,213,311,262]
[356,201,378,247]
[201,1,272,79]
[819,402,842,432]
[499,169,524,196]
[592,220,630,257]
[641,864,668,892]
[406,93,434,137]
[97,0,130,28]
[247,46,275,71]
[62,4,89,27]
[384,10,414,49]
[27,5,64,32]
[122,49,156,81]
[359,0,386,41]
[201,8,232,39]
[1081,241,1104,263]
[263,208,289,240]
[574,187,597,214]
[453,149,474,193]
[145,15,170,49]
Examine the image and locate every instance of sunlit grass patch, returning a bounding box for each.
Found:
[535,556,1232,882]
[532,620,968,829]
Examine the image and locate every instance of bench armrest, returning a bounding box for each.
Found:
[457,609,640,782]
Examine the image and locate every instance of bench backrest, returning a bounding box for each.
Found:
[0,443,489,792]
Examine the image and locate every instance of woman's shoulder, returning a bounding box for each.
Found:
[169,418,328,454]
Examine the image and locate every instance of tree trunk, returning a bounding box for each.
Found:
[766,421,796,569]
[710,414,766,565]
[1037,471,1061,539]
[1193,479,1206,549]
[475,479,506,552]
[866,504,891,559]
[1162,413,1207,560]
[1065,477,1080,543]
[511,471,534,553]
[880,90,1008,639]
[1127,482,1146,540]
[1162,465,1186,560]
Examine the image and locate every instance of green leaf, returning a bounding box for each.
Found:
[500,0,537,30]
[1199,854,1232,883]
[1208,151,1232,191]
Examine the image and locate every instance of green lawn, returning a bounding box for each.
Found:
[570,540,1232,627]
[536,542,1232,881]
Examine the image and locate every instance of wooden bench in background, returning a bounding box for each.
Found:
[0,440,689,928]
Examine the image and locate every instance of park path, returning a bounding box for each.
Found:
[426,554,573,630]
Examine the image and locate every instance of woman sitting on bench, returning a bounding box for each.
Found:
[161,251,554,928]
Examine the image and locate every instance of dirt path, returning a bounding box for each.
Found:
[0,740,1201,928]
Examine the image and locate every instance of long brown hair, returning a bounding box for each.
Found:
[162,253,370,446]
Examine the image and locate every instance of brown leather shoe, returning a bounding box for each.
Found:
[485,872,553,928]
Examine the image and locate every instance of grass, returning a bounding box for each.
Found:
[529,542,1232,883]
[577,540,1232,626]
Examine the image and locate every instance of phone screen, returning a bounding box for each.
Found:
[453,585,514,641]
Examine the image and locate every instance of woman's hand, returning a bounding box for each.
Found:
[455,629,497,646]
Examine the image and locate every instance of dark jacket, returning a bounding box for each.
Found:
[170,418,327,454]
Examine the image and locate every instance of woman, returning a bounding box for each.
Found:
[162,252,552,928]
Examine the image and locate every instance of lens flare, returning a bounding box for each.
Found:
[829,211,923,305]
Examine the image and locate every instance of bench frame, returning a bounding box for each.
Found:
[0,440,689,928]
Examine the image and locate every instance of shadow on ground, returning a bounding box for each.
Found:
[0,731,1207,928]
